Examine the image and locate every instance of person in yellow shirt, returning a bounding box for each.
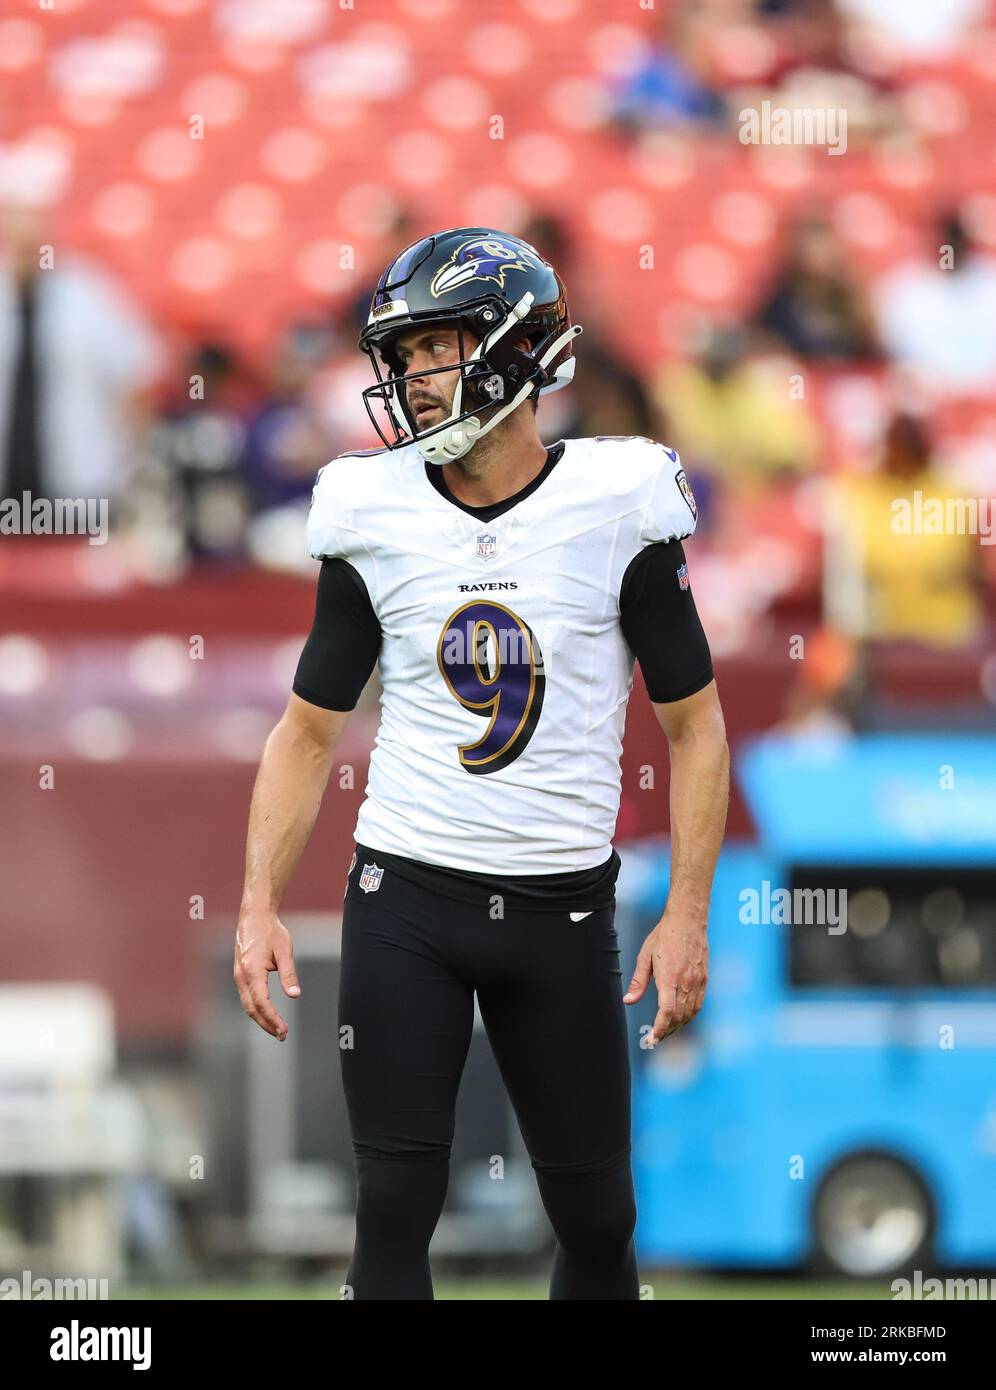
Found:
[656,326,820,502]
[833,413,982,647]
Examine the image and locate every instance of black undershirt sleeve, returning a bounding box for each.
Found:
[619,538,714,703]
[292,558,382,712]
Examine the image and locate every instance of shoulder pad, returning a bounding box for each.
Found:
[306,452,378,560]
[591,436,697,541]
[645,443,697,542]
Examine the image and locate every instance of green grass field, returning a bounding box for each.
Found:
[116,1275,897,1300]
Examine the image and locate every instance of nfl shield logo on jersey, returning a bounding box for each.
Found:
[359,862,384,893]
[475,532,498,560]
[677,562,690,590]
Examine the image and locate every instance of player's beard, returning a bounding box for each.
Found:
[443,403,519,478]
[409,378,508,475]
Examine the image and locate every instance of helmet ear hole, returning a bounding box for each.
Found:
[380,342,402,375]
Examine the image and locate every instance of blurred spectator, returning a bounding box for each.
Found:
[761,0,874,84]
[0,202,162,505]
[753,214,880,361]
[144,342,250,563]
[545,318,661,444]
[735,0,895,143]
[874,213,996,398]
[831,413,983,647]
[755,0,815,13]
[777,626,863,738]
[312,305,383,455]
[242,319,338,513]
[834,0,987,57]
[655,325,820,499]
[764,0,851,67]
[612,0,727,134]
[520,212,579,286]
[242,319,343,572]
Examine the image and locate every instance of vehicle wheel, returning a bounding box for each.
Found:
[812,1151,933,1277]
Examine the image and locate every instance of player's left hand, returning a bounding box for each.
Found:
[623,913,708,1045]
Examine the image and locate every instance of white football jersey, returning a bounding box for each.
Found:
[306,435,697,874]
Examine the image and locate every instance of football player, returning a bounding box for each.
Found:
[235,227,730,1299]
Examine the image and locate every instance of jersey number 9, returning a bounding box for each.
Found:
[436,600,545,774]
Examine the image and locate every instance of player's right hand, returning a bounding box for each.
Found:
[233,912,301,1040]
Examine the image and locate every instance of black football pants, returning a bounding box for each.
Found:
[338,849,639,1300]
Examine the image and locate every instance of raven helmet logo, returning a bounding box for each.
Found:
[430,237,540,298]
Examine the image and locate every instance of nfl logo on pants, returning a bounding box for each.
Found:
[359,862,384,894]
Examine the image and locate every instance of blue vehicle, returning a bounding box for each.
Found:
[624,734,996,1275]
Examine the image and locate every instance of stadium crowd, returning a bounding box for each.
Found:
[2,0,994,688]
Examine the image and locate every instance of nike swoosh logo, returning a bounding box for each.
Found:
[570,911,593,922]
